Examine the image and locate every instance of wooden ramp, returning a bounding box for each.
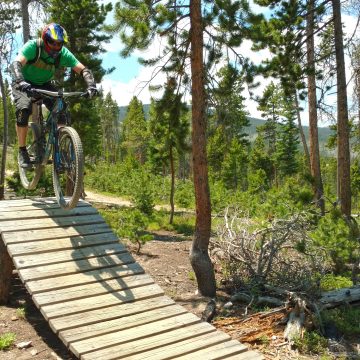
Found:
[0,198,263,360]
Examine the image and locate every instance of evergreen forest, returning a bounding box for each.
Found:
[1,0,360,357]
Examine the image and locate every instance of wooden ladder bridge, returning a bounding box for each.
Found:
[0,198,263,360]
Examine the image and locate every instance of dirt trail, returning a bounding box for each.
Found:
[84,190,132,207]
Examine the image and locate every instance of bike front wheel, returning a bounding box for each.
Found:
[53,126,84,210]
[19,123,44,190]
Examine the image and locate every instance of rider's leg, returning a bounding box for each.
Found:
[16,109,32,168]
[16,110,31,147]
[12,83,32,168]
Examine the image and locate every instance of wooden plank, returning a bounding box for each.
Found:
[80,321,216,360]
[33,273,154,307]
[2,223,112,244]
[18,252,135,282]
[0,214,104,232]
[0,214,105,232]
[7,232,118,256]
[49,296,175,332]
[173,339,248,360]
[26,263,144,294]
[0,205,97,221]
[59,304,187,344]
[40,283,164,319]
[0,197,89,206]
[123,332,236,360]
[0,200,90,212]
[13,242,126,269]
[0,198,59,207]
[71,312,201,357]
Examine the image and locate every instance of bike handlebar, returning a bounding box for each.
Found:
[31,88,87,98]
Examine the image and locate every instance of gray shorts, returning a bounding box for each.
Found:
[12,81,57,113]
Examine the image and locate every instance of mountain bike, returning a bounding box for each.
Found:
[19,88,86,210]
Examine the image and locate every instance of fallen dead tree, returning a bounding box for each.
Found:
[210,207,360,343]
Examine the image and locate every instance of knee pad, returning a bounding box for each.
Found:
[16,109,31,127]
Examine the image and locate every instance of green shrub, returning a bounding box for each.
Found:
[322,307,360,337]
[320,274,353,291]
[210,180,231,213]
[99,208,153,253]
[293,331,328,355]
[0,332,16,351]
[129,166,156,215]
[174,179,194,208]
[310,208,359,274]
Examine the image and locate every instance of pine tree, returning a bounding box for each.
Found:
[276,117,300,178]
[256,82,282,186]
[249,133,273,190]
[96,92,120,163]
[221,138,249,191]
[207,65,250,189]
[121,96,148,164]
[148,79,189,223]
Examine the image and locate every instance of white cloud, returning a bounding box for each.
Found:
[101,63,167,106]
[100,7,358,127]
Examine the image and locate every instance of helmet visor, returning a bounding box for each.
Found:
[47,38,63,49]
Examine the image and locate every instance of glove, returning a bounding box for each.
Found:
[17,80,32,93]
[81,68,98,98]
[87,86,98,99]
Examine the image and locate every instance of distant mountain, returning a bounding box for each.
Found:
[118,106,334,155]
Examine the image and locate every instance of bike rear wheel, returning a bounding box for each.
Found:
[19,123,44,190]
[53,126,84,210]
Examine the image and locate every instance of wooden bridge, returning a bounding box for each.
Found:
[0,198,263,360]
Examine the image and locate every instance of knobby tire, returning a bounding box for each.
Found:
[52,126,84,210]
[19,123,44,190]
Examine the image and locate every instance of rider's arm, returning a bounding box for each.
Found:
[73,63,97,97]
[9,55,30,90]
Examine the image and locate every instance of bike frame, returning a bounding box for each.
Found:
[31,89,84,168]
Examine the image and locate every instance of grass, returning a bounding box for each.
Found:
[98,207,195,239]
[0,332,16,351]
[188,271,196,281]
[16,306,26,320]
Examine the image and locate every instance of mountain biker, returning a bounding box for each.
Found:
[9,23,98,169]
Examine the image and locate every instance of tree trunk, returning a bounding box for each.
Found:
[21,0,30,42]
[0,68,8,200]
[189,0,216,297]
[333,0,351,217]
[169,146,175,225]
[306,0,325,215]
[295,92,310,172]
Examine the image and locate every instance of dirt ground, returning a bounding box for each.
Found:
[0,192,359,360]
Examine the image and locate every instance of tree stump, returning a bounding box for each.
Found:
[0,239,13,304]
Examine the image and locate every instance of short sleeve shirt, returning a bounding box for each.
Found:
[21,39,80,85]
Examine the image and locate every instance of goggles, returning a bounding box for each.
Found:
[47,38,63,48]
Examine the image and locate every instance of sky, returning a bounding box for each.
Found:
[98,1,359,127]
[99,0,272,114]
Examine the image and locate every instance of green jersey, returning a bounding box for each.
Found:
[21,39,80,85]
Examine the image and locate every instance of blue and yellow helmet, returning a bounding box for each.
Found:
[42,23,68,58]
